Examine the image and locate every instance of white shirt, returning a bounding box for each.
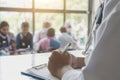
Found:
[33,28,48,49]
[62,1,120,80]
[59,33,77,50]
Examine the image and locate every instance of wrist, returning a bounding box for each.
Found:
[58,65,73,78]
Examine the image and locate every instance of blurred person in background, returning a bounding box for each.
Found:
[34,21,51,49]
[59,27,78,50]
[16,22,33,50]
[36,28,60,52]
[65,22,77,41]
[0,21,15,56]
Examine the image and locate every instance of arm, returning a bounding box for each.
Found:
[35,40,41,51]
[16,34,20,49]
[30,34,33,50]
[63,3,120,80]
[82,7,120,80]
[33,32,41,45]
[48,2,120,80]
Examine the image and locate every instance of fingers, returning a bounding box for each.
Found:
[49,50,61,62]
[49,50,72,67]
[71,57,85,69]
[51,50,71,59]
[48,50,73,78]
[48,60,58,77]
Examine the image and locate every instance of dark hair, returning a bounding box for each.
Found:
[47,28,55,37]
[22,22,29,28]
[0,21,9,29]
[60,27,67,33]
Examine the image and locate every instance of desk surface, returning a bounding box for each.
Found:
[0,50,83,80]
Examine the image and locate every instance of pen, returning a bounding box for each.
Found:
[61,43,71,54]
[32,64,47,70]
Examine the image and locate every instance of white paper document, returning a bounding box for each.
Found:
[27,64,59,80]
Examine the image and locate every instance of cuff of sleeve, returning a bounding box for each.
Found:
[62,68,81,80]
[61,65,73,74]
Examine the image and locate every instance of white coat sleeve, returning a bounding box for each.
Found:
[62,69,84,80]
[62,2,120,80]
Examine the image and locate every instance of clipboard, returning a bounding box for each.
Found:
[21,64,59,80]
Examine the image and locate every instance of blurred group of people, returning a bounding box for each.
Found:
[0,21,33,56]
[34,21,79,52]
[0,21,79,56]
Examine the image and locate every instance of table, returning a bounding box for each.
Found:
[0,50,84,80]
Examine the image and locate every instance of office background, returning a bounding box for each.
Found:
[0,0,101,51]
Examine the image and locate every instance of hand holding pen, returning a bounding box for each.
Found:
[48,43,73,79]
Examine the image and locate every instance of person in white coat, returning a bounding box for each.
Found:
[48,0,120,80]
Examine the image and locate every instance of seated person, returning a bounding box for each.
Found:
[59,27,78,50]
[16,22,33,50]
[65,22,77,41]
[0,21,15,56]
[34,21,51,48]
[36,28,60,52]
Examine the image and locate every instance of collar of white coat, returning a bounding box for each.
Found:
[103,0,120,20]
